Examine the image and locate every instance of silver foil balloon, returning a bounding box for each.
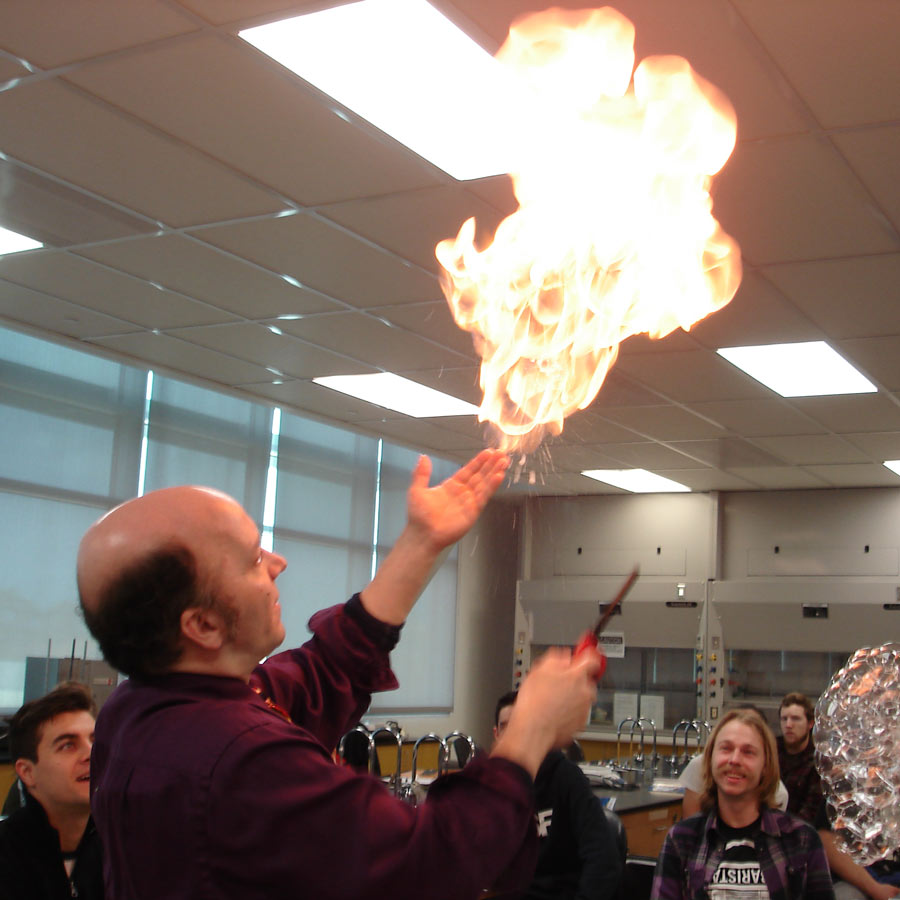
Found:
[815,643,900,865]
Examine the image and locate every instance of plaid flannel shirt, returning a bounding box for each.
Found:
[778,735,825,824]
[651,806,835,900]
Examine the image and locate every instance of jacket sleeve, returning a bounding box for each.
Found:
[796,767,825,825]
[251,596,400,753]
[563,766,622,900]
[206,729,538,900]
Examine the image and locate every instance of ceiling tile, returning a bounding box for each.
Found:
[557,411,645,444]
[843,433,900,462]
[0,282,137,339]
[597,442,706,470]
[587,373,666,409]
[373,301,479,362]
[666,438,785,468]
[0,157,157,247]
[1,1,196,68]
[0,251,236,330]
[77,233,337,319]
[168,323,373,379]
[687,398,827,437]
[600,405,729,441]
[90,332,274,385]
[790,394,900,434]
[837,337,900,392]
[615,349,767,402]
[0,80,285,227]
[194,214,441,309]
[733,0,900,128]
[320,185,509,275]
[688,270,824,350]
[752,434,871,466]
[247,378,384,423]
[503,470,595,496]
[179,1,332,26]
[65,33,443,206]
[653,468,758,492]
[804,463,900,488]
[833,126,900,234]
[618,330,701,355]
[279,312,472,371]
[727,466,829,489]
[459,176,518,217]
[714,136,896,265]
[763,254,900,340]
[543,442,643,474]
[354,417,483,453]
[406,367,483,406]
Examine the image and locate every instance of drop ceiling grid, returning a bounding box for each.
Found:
[0,0,897,492]
[0,251,240,331]
[0,80,287,228]
[62,30,446,207]
[0,1,199,68]
[74,233,342,320]
[731,0,900,128]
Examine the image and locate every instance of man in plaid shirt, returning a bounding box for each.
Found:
[651,708,834,900]
[778,693,824,825]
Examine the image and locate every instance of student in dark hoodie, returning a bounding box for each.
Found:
[0,682,103,900]
[494,690,623,900]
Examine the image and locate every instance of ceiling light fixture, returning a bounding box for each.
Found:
[883,461,900,478]
[717,341,876,397]
[581,468,690,492]
[314,372,480,418]
[0,225,42,255]
[239,0,520,179]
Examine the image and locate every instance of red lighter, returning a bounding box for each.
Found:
[574,566,639,679]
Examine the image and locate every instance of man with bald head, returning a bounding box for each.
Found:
[78,450,604,900]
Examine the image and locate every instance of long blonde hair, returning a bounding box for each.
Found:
[700,708,780,813]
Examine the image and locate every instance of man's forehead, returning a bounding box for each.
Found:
[39,710,95,742]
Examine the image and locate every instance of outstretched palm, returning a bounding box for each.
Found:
[407,450,509,550]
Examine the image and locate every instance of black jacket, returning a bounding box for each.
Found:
[0,793,103,900]
[526,750,622,900]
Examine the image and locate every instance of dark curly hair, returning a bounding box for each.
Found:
[8,682,95,763]
[79,543,227,680]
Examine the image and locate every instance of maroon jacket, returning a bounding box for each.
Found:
[91,596,537,899]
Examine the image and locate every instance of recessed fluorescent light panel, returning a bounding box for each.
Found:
[717,341,876,397]
[884,461,900,478]
[581,469,690,493]
[314,373,480,418]
[0,226,42,255]
[239,0,520,179]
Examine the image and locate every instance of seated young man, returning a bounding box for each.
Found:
[0,682,103,900]
[493,691,623,900]
[651,707,833,900]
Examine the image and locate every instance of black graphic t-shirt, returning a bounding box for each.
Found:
[708,817,770,900]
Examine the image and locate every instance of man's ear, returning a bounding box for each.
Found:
[15,758,35,788]
[180,606,228,651]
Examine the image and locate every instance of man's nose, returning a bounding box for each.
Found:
[266,550,287,577]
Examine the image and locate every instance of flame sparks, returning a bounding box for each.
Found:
[436,6,742,453]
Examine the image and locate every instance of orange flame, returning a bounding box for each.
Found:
[436,6,742,452]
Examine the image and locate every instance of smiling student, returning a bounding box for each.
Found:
[651,707,834,900]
